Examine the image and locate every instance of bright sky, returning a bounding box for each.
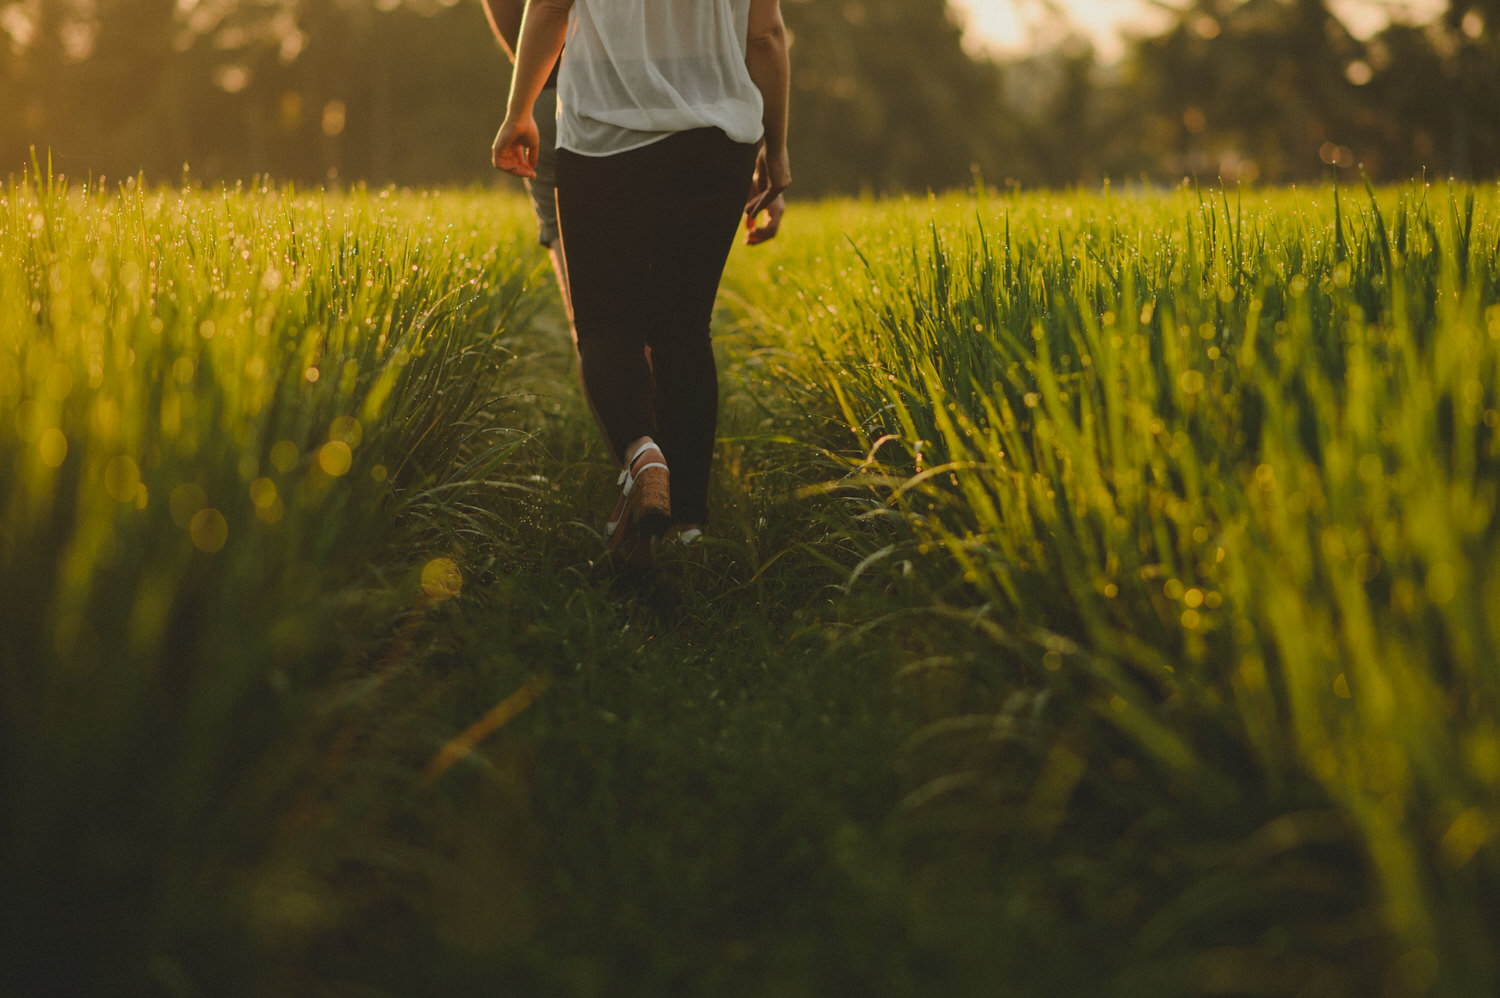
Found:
[950,0,1450,62]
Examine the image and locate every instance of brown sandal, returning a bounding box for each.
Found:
[607,439,670,570]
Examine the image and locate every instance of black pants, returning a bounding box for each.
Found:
[557,127,758,526]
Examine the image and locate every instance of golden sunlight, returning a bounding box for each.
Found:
[950,0,1447,60]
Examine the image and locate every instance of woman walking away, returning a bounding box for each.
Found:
[492,0,792,572]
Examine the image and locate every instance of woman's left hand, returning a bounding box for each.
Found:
[493,115,540,178]
[746,143,790,220]
[745,195,785,245]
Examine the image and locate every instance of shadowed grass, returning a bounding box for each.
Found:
[0,174,549,992]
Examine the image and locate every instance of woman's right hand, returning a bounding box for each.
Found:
[492,114,540,178]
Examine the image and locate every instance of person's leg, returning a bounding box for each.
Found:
[555,144,659,464]
[641,129,759,526]
[547,242,574,332]
[557,131,754,536]
[557,145,677,565]
[527,87,577,333]
[524,87,563,252]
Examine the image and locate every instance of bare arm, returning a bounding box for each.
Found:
[745,0,791,216]
[479,0,525,61]
[492,0,572,177]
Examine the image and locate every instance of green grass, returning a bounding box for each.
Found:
[3,175,1498,997]
[730,182,1500,995]
[0,172,546,990]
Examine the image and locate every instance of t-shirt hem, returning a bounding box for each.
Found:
[555,131,677,158]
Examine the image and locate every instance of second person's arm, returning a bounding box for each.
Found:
[492,0,572,176]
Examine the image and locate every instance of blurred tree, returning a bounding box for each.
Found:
[1126,0,1369,183]
[0,0,503,185]
[780,0,1008,194]
[1432,0,1500,174]
[999,34,1123,188]
[3,0,1500,190]
[1122,0,1500,183]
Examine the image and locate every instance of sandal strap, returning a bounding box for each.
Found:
[607,442,668,537]
[615,442,668,496]
[623,438,663,468]
[615,461,669,502]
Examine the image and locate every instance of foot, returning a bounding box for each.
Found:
[664,524,704,546]
[607,439,671,571]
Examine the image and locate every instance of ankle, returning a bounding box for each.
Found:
[622,436,659,470]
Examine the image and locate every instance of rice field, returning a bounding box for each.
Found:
[0,173,548,989]
[732,182,1500,995]
[3,172,1498,996]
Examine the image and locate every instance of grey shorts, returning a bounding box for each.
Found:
[525,85,560,247]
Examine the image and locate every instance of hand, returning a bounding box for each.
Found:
[745,194,785,246]
[745,142,790,232]
[492,114,540,178]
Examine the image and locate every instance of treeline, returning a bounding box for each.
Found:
[3,0,1499,192]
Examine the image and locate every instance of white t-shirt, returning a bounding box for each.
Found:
[556,0,766,157]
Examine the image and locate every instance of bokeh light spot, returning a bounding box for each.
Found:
[270,440,299,473]
[190,508,229,553]
[321,99,347,137]
[329,415,363,447]
[39,428,68,467]
[105,456,141,502]
[421,558,463,601]
[318,440,353,476]
[249,477,278,507]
